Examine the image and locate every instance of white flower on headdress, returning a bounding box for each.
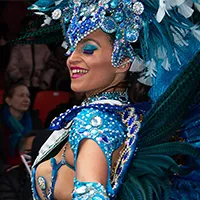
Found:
[171,26,189,46]
[177,0,194,18]
[129,56,145,72]
[155,0,198,22]
[52,9,62,20]
[34,12,52,26]
[41,15,52,26]
[61,41,69,49]
[137,59,157,86]
[157,46,171,71]
[155,0,171,23]
[191,25,200,41]
[55,0,63,6]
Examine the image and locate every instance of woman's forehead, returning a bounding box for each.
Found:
[79,29,112,45]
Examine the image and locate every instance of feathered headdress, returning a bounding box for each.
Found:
[17,0,200,100]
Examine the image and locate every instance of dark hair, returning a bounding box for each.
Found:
[3,82,29,104]
[126,72,151,103]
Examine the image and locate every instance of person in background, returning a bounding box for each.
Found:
[0,82,42,169]
[0,129,52,200]
[0,132,35,200]
[5,16,52,104]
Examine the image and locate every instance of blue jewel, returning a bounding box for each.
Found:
[114,12,123,22]
[128,137,134,146]
[101,16,117,33]
[123,151,130,160]
[123,110,129,120]
[128,117,134,126]
[102,135,109,143]
[110,0,118,9]
[130,124,137,134]
[79,127,86,133]
[125,28,139,43]
[116,166,122,175]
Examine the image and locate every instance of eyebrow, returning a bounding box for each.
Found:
[79,38,101,47]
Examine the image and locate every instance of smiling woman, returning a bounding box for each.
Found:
[67,29,126,96]
[20,0,200,199]
[0,82,42,169]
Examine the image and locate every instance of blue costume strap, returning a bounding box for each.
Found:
[72,178,109,200]
[32,143,75,200]
[31,167,41,200]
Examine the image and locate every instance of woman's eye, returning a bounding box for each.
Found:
[82,44,98,54]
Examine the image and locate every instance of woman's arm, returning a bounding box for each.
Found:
[76,139,108,186]
[69,107,127,199]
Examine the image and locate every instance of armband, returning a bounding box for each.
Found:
[72,178,109,200]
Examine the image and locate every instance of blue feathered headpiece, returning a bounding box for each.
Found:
[28,0,200,99]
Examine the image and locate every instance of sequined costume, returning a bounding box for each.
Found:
[31,91,149,199]
[17,0,200,199]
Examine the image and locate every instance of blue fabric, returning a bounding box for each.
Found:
[2,104,32,156]
[31,91,151,200]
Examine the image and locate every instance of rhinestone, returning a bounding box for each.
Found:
[116,166,122,175]
[75,186,87,194]
[86,125,92,129]
[132,2,144,15]
[37,176,46,190]
[90,116,103,127]
[102,135,109,143]
[52,8,62,20]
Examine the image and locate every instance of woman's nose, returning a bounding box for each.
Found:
[67,49,82,66]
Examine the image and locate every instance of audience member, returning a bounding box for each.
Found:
[0,129,52,200]
[0,82,42,169]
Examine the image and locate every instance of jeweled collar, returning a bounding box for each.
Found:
[82,91,130,105]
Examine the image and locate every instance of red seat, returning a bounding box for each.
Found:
[33,91,71,126]
[0,89,4,104]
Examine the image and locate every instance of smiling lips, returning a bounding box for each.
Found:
[70,67,88,79]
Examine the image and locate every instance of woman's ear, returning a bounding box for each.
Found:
[5,97,11,106]
[116,58,131,73]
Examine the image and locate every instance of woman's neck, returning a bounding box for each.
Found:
[9,107,24,120]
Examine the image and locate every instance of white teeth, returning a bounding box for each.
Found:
[71,69,88,74]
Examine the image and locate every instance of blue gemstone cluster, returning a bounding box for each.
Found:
[111,106,140,195]
[65,0,144,66]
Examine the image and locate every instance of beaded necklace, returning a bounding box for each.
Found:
[82,90,130,105]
